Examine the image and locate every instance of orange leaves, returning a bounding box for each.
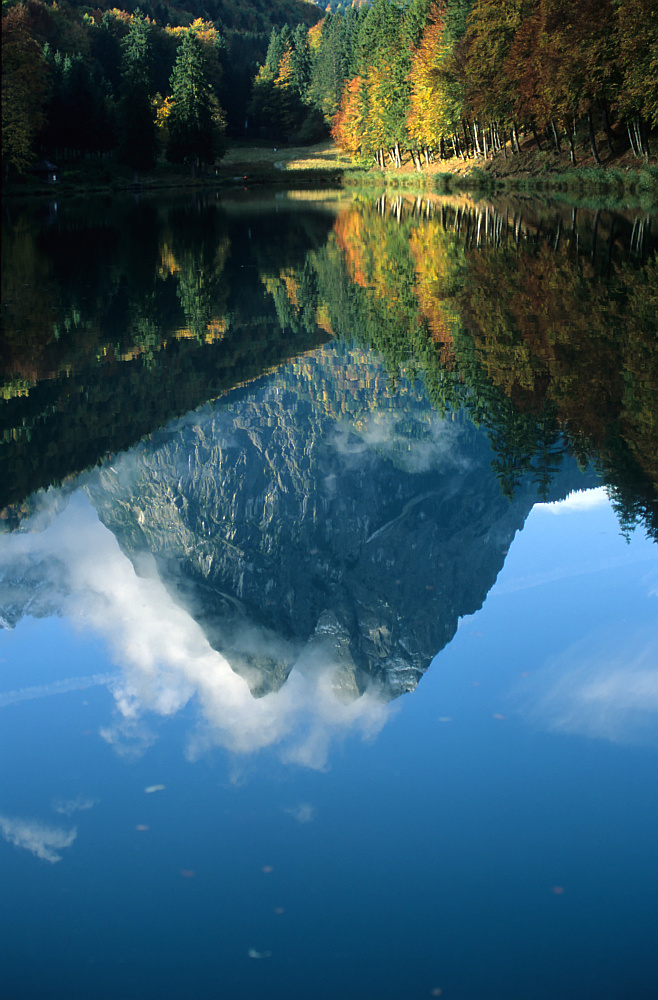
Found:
[407,2,453,148]
[274,48,293,89]
[332,75,366,157]
[409,224,458,360]
[333,206,370,287]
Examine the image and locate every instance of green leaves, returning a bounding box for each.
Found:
[167,30,224,168]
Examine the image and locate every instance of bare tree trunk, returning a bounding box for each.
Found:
[531,124,543,151]
[636,115,650,159]
[551,120,561,154]
[512,122,521,154]
[587,109,600,164]
[627,119,639,156]
[599,98,614,154]
[569,207,578,250]
[472,121,483,156]
[500,122,507,159]
[462,120,471,158]
[604,217,614,277]
[564,120,577,165]
[591,209,601,261]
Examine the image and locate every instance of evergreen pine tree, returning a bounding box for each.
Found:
[117,14,157,175]
[290,24,312,99]
[166,30,226,175]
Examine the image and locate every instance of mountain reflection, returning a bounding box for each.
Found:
[0,342,597,763]
[1,191,656,762]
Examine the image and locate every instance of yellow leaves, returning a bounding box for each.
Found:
[279,268,299,306]
[307,22,323,53]
[106,8,134,27]
[158,241,180,278]
[274,48,293,89]
[407,7,454,146]
[154,94,174,128]
[315,303,333,335]
[165,19,218,44]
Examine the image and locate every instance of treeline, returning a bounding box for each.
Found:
[293,0,655,167]
[247,6,365,141]
[4,0,657,177]
[1,0,323,174]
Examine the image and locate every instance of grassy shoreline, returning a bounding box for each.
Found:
[3,138,657,204]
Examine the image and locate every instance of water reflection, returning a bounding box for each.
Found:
[1,338,599,765]
[519,623,658,744]
[1,194,657,1000]
[0,488,389,768]
[0,813,77,863]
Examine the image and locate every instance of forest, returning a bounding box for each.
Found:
[3,0,657,177]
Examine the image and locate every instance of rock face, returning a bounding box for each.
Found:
[82,343,595,701]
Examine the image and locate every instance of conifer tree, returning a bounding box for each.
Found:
[117,14,157,175]
[166,30,226,174]
[290,23,312,99]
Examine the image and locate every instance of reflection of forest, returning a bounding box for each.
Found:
[1,196,336,515]
[2,194,656,539]
[313,197,657,539]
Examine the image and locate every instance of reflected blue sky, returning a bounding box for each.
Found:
[1,485,657,999]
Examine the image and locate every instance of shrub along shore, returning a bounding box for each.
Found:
[4,136,656,205]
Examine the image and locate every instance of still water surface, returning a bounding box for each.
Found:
[1,192,657,1000]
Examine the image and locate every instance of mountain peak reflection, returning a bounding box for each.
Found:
[0,346,596,766]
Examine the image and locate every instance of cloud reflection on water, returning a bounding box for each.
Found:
[0,814,77,863]
[0,492,390,769]
[517,626,658,745]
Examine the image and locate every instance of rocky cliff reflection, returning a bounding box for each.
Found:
[0,343,595,766]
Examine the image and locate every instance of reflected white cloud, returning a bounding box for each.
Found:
[0,493,390,768]
[0,674,114,709]
[0,814,76,863]
[52,796,97,816]
[492,550,656,597]
[99,717,157,759]
[284,803,316,823]
[645,567,658,599]
[330,411,471,475]
[534,486,609,514]
[518,627,658,744]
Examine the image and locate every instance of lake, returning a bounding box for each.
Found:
[1,190,657,1000]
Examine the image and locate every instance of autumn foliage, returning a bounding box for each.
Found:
[329,0,657,166]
